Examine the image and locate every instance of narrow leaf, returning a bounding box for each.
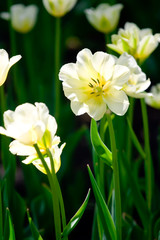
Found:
[127,117,145,159]
[62,189,90,238]
[0,182,3,239]
[4,208,16,240]
[90,119,112,168]
[27,209,43,240]
[87,165,117,240]
[122,153,150,228]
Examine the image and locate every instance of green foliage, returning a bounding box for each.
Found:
[90,119,112,168]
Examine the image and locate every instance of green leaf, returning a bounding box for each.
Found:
[0,182,3,239]
[122,153,150,228]
[87,165,117,240]
[62,189,91,238]
[154,217,160,239]
[122,213,144,240]
[27,209,43,240]
[4,208,16,240]
[90,119,112,168]
[127,118,145,159]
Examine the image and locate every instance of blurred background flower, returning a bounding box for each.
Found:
[85,3,123,34]
[107,22,160,64]
[145,83,160,109]
[42,0,77,17]
[1,4,38,33]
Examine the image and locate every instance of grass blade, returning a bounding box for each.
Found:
[27,209,43,240]
[62,189,90,238]
[87,165,117,240]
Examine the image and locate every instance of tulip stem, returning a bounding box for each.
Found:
[126,97,135,165]
[46,148,68,240]
[23,34,36,102]
[54,17,61,120]
[140,99,153,211]
[99,115,107,197]
[34,144,62,240]
[107,113,122,240]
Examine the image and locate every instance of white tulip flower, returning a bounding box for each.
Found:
[117,53,151,98]
[85,3,123,34]
[0,49,21,86]
[0,102,65,174]
[42,0,77,17]
[59,48,130,121]
[107,22,160,63]
[1,4,38,33]
[145,84,160,109]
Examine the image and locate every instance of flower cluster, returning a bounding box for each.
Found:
[59,48,150,121]
[107,22,160,63]
[0,103,65,174]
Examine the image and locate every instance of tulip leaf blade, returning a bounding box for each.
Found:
[87,165,117,240]
[127,117,145,159]
[90,119,112,168]
[62,189,90,238]
[4,208,16,240]
[27,209,43,240]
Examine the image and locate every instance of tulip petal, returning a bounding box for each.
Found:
[104,88,129,115]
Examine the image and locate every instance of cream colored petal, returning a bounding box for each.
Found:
[18,121,45,145]
[59,63,79,84]
[71,101,87,116]
[25,5,38,27]
[23,154,39,165]
[91,51,115,80]
[9,140,36,156]
[104,88,129,115]
[117,52,139,72]
[0,49,9,74]
[135,79,151,93]
[107,43,124,55]
[86,98,106,121]
[9,55,22,67]
[47,115,57,137]
[137,35,159,59]
[35,102,49,126]
[112,65,130,87]
[0,12,10,20]
[0,51,21,86]
[0,126,11,137]
[76,48,97,82]
[3,109,15,130]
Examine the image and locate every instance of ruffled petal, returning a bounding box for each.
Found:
[103,87,129,115]
[9,140,36,156]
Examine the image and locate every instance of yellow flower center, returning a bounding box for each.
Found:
[88,78,104,97]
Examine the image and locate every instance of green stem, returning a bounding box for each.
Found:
[107,113,122,240]
[54,17,61,120]
[126,97,135,165]
[46,148,68,240]
[23,34,35,102]
[9,25,23,103]
[99,115,107,197]
[0,182,3,238]
[140,99,153,211]
[34,144,61,240]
